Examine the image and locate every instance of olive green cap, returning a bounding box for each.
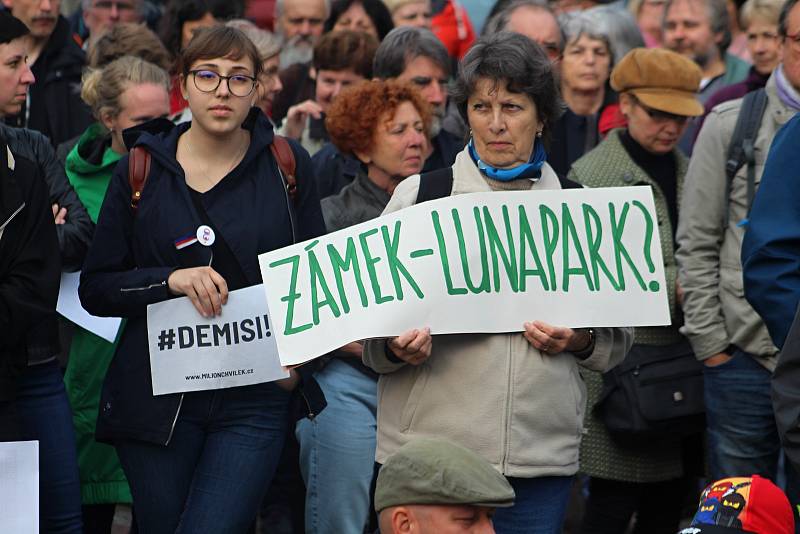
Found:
[374,437,515,512]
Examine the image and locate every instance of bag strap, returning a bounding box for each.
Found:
[128,146,151,212]
[270,135,297,201]
[415,166,454,204]
[724,88,768,226]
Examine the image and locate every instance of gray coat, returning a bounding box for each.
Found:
[675,74,794,371]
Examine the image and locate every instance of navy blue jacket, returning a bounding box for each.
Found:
[79,110,325,445]
[742,114,800,349]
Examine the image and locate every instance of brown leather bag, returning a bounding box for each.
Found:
[128,135,297,212]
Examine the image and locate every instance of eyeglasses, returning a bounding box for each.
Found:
[189,70,257,97]
[632,96,689,124]
[785,31,800,50]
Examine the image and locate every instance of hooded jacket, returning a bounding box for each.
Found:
[63,123,131,504]
[79,111,326,445]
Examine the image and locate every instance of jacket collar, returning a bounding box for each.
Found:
[130,107,275,178]
[765,72,798,127]
[450,146,562,196]
[0,144,24,242]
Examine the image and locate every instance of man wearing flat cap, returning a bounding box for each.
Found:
[375,437,515,534]
[569,47,707,532]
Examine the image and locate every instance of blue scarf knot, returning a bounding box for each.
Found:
[468,138,547,182]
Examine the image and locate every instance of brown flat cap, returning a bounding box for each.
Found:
[611,48,704,117]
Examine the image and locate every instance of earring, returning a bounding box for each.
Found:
[536,130,543,138]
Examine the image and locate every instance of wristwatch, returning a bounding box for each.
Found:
[572,328,596,360]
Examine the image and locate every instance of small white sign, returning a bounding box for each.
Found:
[147,284,289,395]
[0,440,38,534]
[57,271,122,343]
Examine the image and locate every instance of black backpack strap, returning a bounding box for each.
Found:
[725,88,768,226]
[559,175,583,189]
[415,167,454,204]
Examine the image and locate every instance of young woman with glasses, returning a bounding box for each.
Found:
[79,25,326,533]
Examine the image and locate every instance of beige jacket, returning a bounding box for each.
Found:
[676,74,795,370]
[363,148,633,478]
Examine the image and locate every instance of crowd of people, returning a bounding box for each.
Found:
[3,0,800,532]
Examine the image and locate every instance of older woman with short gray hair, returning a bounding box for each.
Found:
[549,10,621,177]
[362,31,633,534]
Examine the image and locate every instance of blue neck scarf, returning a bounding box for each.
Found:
[468,138,547,182]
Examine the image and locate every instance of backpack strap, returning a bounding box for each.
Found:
[271,135,297,201]
[415,167,454,204]
[559,175,583,189]
[128,146,151,212]
[725,88,768,226]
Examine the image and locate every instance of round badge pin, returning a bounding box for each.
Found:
[196,225,215,247]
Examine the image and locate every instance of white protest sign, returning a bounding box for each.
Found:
[259,187,671,367]
[0,440,38,534]
[147,284,289,395]
[57,271,122,343]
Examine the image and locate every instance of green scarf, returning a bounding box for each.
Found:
[65,123,122,223]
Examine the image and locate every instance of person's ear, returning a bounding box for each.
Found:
[1,0,13,10]
[353,148,371,165]
[391,507,414,533]
[99,108,116,132]
[179,74,189,101]
[618,93,634,118]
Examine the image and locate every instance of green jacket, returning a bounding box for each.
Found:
[63,123,131,504]
[568,129,690,483]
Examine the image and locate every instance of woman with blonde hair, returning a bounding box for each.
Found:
[64,55,170,533]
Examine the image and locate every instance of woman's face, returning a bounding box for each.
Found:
[467,78,541,170]
[620,93,690,155]
[746,18,782,75]
[0,37,34,118]
[103,82,170,154]
[560,34,611,94]
[181,12,218,49]
[358,101,426,185]
[333,2,379,37]
[181,55,258,137]
[257,54,283,115]
[392,1,432,29]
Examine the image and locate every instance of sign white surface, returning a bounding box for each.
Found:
[0,440,38,534]
[147,284,289,395]
[57,271,122,343]
[259,187,671,366]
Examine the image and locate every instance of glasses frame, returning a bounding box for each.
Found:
[785,31,800,49]
[630,94,690,125]
[189,69,257,98]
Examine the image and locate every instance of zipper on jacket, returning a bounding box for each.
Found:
[164,393,184,446]
[502,335,513,471]
[0,202,24,232]
[120,281,167,293]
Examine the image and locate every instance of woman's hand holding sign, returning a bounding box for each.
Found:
[388,328,432,366]
[523,321,592,356]
[168,266,229,318]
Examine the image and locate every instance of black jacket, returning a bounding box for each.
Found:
[0,123,92,270]
[5,17,92,147]
[311,128,464,200]
[80,110,326,445]
[0,123,92,365]
[0,141,61,401]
